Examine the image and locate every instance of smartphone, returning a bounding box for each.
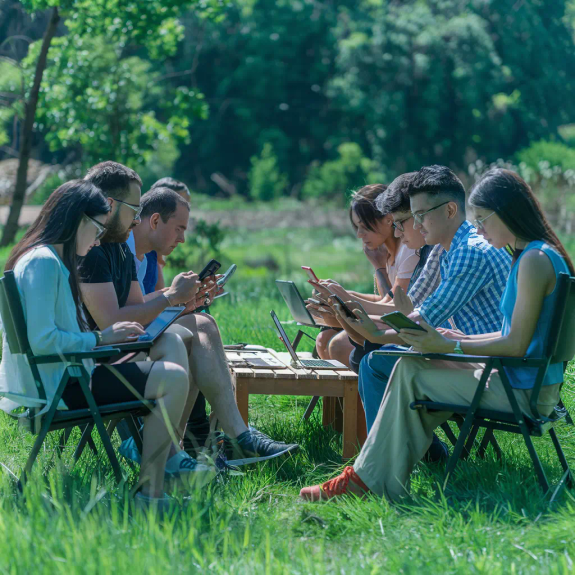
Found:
[380,311,426,333]
[331,294,357,319]
[198,259,222,281]
[302,266,320,283]
[307,298,321,305]
[217,264,237,288]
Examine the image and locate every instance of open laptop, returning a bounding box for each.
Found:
[270,310,346,369]
[97,306,185,351]
[275,280,318,329]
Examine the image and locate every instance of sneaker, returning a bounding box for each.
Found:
[165,451,217,488]
[134,492,173,514]
[299,466,369,502]
[423,434,449,463]
[119,436,141,464]
[226,428,299,466]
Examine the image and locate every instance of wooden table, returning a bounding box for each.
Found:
[227,350,360,459]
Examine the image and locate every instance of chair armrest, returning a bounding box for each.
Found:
[31,347,122,364]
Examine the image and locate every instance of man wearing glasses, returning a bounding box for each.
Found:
[333,165,512,449]
[79,161,299,469]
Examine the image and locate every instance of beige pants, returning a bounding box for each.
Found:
[354,356,561,502]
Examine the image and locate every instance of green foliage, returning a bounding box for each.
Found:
[167,218,226,272]
[516,140,575,174]
[0,60,24,148]
[248,143,287,202]
[301,142,386,202]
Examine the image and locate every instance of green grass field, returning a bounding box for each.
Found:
[0,225,575,573]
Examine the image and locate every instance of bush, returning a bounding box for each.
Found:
[301,142,386,202]
[516,140,575,173]
[248,143,288,202]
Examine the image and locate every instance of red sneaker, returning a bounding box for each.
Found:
[299,466,369,502]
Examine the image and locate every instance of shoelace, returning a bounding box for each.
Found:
[321,466,357,498]
[179,457,198,471]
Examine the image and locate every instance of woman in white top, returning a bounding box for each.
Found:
[0,180,212,508]
[311,184,418,367]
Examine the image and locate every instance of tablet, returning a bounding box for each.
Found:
[98,306,185,350]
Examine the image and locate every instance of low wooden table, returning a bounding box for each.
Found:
[227,350,360,459]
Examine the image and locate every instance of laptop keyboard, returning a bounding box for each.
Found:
[300,359,336,368]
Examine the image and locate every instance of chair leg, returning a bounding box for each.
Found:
[74,423,95,462]
[57,426,73,456]
[77,375,123,483]
[302,396,320,421]
[549,427,573,489]
[461,423,480,461]
[477,429,497,460]
[126,415,144,455]
[522,431,550,494]
[440,422,458,447]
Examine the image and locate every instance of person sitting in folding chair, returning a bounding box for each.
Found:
[0,180,215,509]
[300,168,574,502]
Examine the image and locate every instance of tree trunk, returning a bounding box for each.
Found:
[0,6,59,247]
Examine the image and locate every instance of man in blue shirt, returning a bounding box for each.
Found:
[344,165,511,452]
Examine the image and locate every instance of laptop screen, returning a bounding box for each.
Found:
[143,308,183,340]
[275,281,316,327]
[270,310,300,363]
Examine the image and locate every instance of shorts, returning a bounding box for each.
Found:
[62,361,156,410]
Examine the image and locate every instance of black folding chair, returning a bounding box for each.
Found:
[373,272,575,503]
[0,270,154,488]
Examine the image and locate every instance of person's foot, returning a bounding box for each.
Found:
[299,466,369,502]
[423,434,449,463]
[165,451,217,488]
[226,428,299,465]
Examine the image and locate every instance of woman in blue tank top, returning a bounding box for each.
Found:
[299,168,575,503]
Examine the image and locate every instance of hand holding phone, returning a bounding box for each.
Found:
[331,294,358,320]
[302,266,320,283]
[380,311,426,333]
[217,264,237,288]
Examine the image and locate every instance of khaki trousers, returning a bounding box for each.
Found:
[354,356,561,502]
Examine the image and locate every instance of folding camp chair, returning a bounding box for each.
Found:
[373,272,575,503]
[0,270,154,488]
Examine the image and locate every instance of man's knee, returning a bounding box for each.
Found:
[195,313,219,336]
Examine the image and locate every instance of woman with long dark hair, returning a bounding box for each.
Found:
[300,168,574,502]
[0,180,213,508]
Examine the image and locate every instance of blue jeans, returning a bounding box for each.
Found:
[358,345,405,433]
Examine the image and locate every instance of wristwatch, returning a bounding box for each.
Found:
[93,330,102,346]
[453,341,464,355]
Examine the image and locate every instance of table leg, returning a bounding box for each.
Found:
[322,397,336,427]
[235,379,249,426]
[342,381,358,460]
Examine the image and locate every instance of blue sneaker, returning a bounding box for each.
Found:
[119,436,141,464]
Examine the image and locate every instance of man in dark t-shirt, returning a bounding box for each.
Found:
[80,161,298,465]
[80,243,138,329]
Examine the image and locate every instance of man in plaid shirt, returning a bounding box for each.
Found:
[353,165,511,459]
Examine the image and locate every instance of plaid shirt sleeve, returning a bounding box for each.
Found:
[415,245,492,328]
[407,244,443,309]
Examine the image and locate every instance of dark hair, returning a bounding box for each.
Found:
[349,184,389,232]
[376,172,416,215]
[469,168,575,274]
[150,177,190,198]
[6,180,110,330]
[140,187,191,223]
[408,165,466,211]
[84,161,142,200]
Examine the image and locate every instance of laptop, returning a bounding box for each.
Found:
[275,280,318,328]
[97,306,185,351]
[270,310,346,369]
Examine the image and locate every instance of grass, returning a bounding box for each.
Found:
[0,224,575,572]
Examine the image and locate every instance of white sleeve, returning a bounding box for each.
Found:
[18,255,97,356]
[396,248,420,280]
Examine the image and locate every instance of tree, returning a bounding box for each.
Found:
[0,0,223,246]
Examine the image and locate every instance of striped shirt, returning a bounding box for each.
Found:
[416,221,511,334]
[407,244,443,309]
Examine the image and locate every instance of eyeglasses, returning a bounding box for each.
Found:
[412,201,450,225]
[473,211,495,231]
[111,197,142,220]
[392,215,413,233]
[85,214,109,240]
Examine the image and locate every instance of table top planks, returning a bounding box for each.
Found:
[226,349,357,381]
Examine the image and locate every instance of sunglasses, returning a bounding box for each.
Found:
[85,214,109,240]
[111,197,143,220]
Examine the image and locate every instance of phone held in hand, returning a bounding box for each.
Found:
[198,259,222,281]
[307,298,321,305]
[217,264,237,287]
[331,294,357,319]
[302,266,320,283]
[380,311,427,333]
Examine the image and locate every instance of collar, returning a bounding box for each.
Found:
[448,220,474,252]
